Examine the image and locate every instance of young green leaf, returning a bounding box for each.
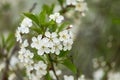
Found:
[42,4,55,15]
[6,33,14,44]
[39,10,46,25]
[6,39,15,51]
[61,59,77,74]
[30,27,43,34]
[24,13,39,25]
[58,22,69,32]
[59,51,70,57]
[33,53,44,61]
[47,20,58,32]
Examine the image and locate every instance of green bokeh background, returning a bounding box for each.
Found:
[0,0,120,79]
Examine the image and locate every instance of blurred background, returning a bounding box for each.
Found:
[0,0,120,80]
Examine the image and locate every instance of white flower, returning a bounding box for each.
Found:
[16,17,32,36]
[51,42,62,55]
[64,75,74,80]
[15,30,22,43]
[59,30,73,51]
[49,70,62,80]
[21,39,29,48]
[45,31,59,47]
[10,56,18,67]
[18,26,29,34]
[49,12,64,23]
[26,64,34,72]
[59,30,70,41]
[18,48,25,62]
[18,48,34,63]
[34,61,47,78]
[78,75,85,80]
[26,64,34,80]
[75,1,88,13]
[93,68,104,80]
[28,74,38,80]
[66,0,76,5]
[31,35,42,49]
[31,35,51,55]
[37,38,50,55]
[21,17,32,27]
[63,39,73,51]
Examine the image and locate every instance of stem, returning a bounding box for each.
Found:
[29,3,37,12]
[48,54,59,80]
[2,58,9,80]
[60,5,75,14]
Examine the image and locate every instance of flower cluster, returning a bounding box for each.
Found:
[66,0,88,16]
[15,17,32,43]
[26,61,47,80]
[15,12,74,79]
[31,30,73,56]
[15,17,48,79]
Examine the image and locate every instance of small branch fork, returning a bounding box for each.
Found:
[48,54,59,80]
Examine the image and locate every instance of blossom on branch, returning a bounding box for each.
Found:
[49,12,64,24]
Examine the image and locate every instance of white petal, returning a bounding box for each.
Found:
[45,32,51,38]
[52,32,57,38]
[38,35,42,40]
[38,50,44,55]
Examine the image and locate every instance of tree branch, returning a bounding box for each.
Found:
[48,54,59,80]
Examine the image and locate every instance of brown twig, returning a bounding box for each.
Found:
[48,54,59,80]
[29,3,37,12]
[60,5,75,14]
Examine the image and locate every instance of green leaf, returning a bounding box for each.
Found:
[6,39,15,51]
[30,27,42,34]
[48,20,58,32]
[24,13,39,25]
[42,4,55,15]
[59,50,70,57]
[5,33,15,51]
[58,22,69,32]
[50,4,55,14]
[61,59,77,73]
[31,48,44,61]
[48,20,55,25]
[39,10,46,25]
[33,54,44,61]
[6,33,14,44]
